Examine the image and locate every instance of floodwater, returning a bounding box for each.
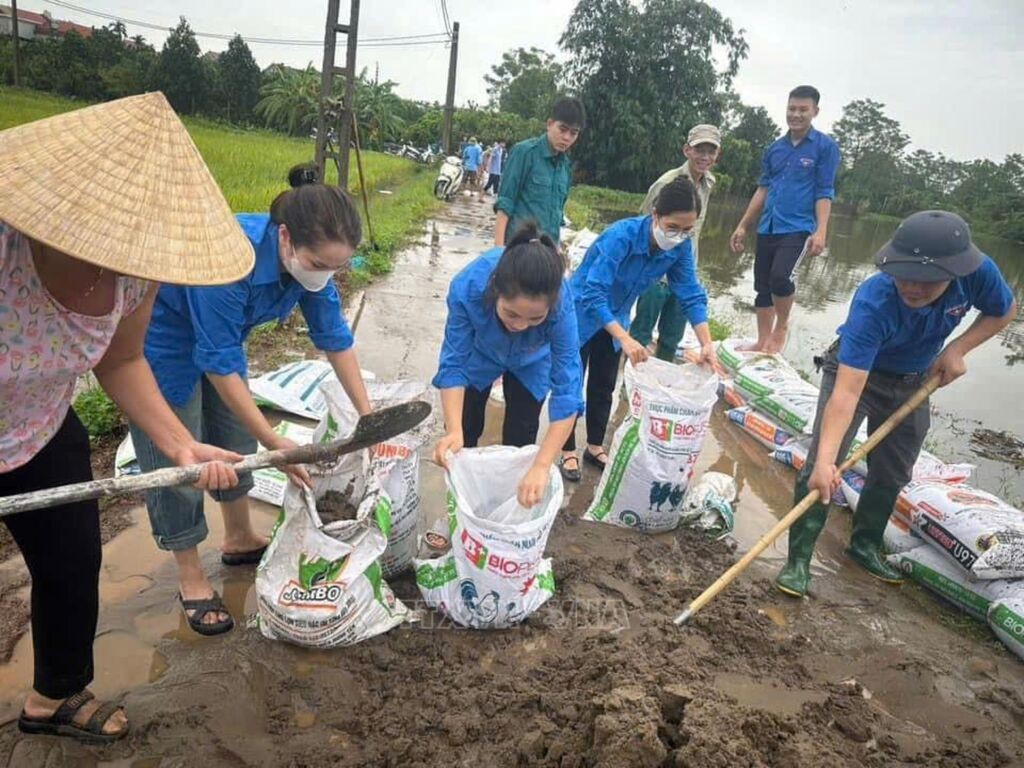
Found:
[600,195,1024,500]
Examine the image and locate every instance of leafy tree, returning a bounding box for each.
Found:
[255,64,321,135]
[151,18,209,114]
[560,0,748,191]
[715,103,779,195]
[351,70,406,148]
[833,98,909,167]
[216,35,262,123]
[484,47,562,121]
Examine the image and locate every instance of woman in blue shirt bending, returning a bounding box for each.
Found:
[131,164,373,636]
[560,177,718,481]
[433,224,583,507]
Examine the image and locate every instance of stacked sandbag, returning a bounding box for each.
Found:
[585,358,718,532]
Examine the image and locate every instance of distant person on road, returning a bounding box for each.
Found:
[462,137,483,192]
[433,223,583,507]
[482,139,506,198]
[630,124,721,362]
[777,211,1016,598]
[729,85,841,354]
[133,164,374,638]
[558,177,718,482]
[494,97,586,246]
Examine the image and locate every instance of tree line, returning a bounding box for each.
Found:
[1,2,1019,241]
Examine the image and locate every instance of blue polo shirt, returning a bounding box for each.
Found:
[432,248,584,421]
[463,143,483,172]
[757,128,840,236]
[837,256,1014,374]
[571,216,709,350]
[145,213,354,407]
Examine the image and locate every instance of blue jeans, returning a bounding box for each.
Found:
[131,376,256,551]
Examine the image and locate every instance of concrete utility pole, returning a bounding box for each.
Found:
[441,21,459,155]
[314,0,360,186]
[10,0,21,86]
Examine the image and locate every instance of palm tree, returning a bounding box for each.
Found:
[256,64,321,136]
[349,69,406,149]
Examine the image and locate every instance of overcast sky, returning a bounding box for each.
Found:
[29,0,1023,161]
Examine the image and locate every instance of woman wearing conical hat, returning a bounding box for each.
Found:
[0,93,255,742]
[131,161,373,637]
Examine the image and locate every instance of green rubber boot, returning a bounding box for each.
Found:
[776,480,830,598]
[846,484,904,584]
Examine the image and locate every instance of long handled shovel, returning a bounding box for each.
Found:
[0,401,432,519]
[674,375,940,626]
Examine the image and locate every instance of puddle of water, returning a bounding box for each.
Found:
[0,497,280,713]
[714,671,827,716]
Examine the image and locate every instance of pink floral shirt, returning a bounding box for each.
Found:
[0,222,150,472]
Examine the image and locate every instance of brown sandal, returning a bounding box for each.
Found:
[18,689,128,743]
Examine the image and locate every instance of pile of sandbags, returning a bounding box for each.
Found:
[715,338,1024,661]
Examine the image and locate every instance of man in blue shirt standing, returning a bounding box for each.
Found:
[482,139,506,198]
[776,210,1017,599]
[462,137,483,193]
[729,85,841,354]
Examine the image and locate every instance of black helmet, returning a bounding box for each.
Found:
[875,210,983,282]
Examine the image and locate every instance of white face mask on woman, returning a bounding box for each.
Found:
[652,222,690,251]
[284,253,335,292]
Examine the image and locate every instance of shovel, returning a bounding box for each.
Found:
[674,375,940,626]
[0,401,432,519]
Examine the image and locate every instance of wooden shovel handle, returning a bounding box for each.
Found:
[674,375,940,626]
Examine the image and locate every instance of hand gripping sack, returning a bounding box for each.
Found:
[255,465,408,647]
[585,359,718,533]
[315,379,438,578]
[414,446,559,629]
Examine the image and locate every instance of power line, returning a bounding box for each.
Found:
[42,1,449,47]
[439,0,452,36]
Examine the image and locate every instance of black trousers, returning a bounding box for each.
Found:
[564,329,621,451]
[1,410,101,699]
[483,173,501,194]
[462,372,543,448]
[753,232,810,307]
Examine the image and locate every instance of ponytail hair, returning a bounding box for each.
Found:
[653,175,702,218]
[269,163,362,250]
[486,221,564,306]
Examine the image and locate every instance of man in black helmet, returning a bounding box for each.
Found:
[776,210,1018,598]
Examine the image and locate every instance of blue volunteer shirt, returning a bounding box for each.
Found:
[488,145,504,175]
[145,213,354,407]
[463,143,483,172]
[837,256,1014,374]
[571,216,709,350]
[432,248,584,421]
[757,128,841,236]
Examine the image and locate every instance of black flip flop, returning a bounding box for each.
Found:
[221,545,267,566]
[559,455,581,482]
[583,449,609,470]
[18,690,127,743]
[179,592,234,636]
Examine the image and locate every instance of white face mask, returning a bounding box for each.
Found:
[285,255,335,292]
[653,223,689,251]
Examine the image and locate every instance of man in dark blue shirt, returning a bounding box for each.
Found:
[730,85,841,354]
[776,210,1017,599]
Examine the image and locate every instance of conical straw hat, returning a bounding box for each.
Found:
[0,92,254,285]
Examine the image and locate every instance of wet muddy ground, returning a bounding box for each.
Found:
[1,194,1023,767]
